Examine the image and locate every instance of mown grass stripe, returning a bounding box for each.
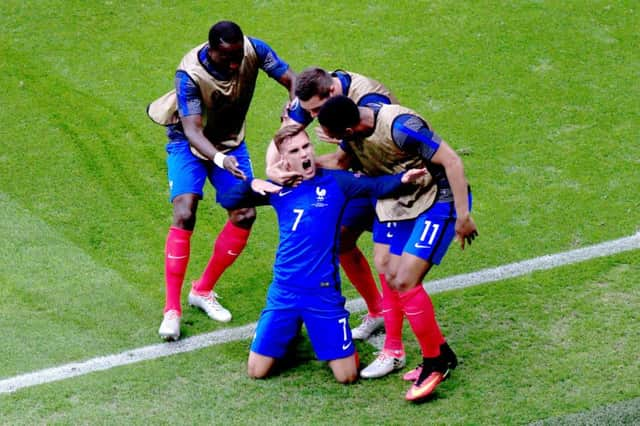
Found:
[529,396,640,426]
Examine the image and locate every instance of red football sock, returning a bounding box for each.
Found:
[164,226,192,314]
[339,247,382,316]
[380,274,405,355]
[400,285,445,358]
[193,221,251,294]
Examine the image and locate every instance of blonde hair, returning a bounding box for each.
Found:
[273,124,306,152]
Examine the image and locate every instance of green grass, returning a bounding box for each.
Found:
[0,0,638,424]
[1,253,638,424]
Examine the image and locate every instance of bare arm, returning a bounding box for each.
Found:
[276,68,297,99]
[315,147,352,170]
[431,141,478,249]
[182,114,246,180]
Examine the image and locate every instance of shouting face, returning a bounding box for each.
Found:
[280,131,316,180]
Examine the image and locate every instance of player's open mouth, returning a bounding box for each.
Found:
[302,159,312,170]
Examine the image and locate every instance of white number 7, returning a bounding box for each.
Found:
[292,208,304,231]
[338,317,348,340]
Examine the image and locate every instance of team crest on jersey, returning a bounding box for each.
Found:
[313,186,328,207]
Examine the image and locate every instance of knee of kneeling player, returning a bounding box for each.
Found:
[331,361,358,384]
[334,370,358,384]
[247,356,272,380]
[247,364,269,380]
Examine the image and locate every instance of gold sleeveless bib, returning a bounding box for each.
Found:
[344,71,399,105]
[344,105,438,221]
[147,37,260,157]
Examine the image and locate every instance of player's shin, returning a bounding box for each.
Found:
[193,220,250,293]
[164,226,192,313]
[399,285,445,358]
[380,274,404,355]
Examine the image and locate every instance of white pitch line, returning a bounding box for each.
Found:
[1,232,638,395]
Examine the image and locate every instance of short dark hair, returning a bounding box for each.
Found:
[273,124,306,152]
[317,95,360,136]
[208,21,243,49]
[294,67,333,101]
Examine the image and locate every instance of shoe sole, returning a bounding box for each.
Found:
[158,328,180,341]
[159,332,179,341]
[405,368,450,402]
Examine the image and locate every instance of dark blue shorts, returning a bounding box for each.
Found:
[165,140,254,203]
[340,196,375,232]
[372,219,399,245]
[250,284,355,361]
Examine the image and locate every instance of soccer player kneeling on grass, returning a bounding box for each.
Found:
[224,125,427,383]
[265,67,402,341]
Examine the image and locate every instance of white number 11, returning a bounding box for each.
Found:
[419,220,440,244]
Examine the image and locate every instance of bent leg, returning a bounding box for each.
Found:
[328,354,358,384]
[192,207,255,294]
[339,226,382,317]
[247,351,277,379]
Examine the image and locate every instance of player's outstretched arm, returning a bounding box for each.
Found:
[401,168,428,184]
[251,178,282,195]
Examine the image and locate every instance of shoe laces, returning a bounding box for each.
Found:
[203,292,225,310]
[370,351,390,363]
[358,314,376,326]
[373,350,401,364]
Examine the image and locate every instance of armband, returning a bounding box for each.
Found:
[213,152,227,168]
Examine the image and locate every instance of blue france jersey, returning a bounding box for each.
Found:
[266,169,403,290]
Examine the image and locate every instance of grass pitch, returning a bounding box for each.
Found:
[0,0,638,424]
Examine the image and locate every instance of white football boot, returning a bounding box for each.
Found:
[158,310,181,341]
[351,314,385,340]
[360,351,406,379]
[188,291,232,323]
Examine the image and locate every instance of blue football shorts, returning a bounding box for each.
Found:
[372,218,399,245]
[165,139,254,203]
[250,284,355,361]
[376,193,473,264]
[340,196,376,232]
